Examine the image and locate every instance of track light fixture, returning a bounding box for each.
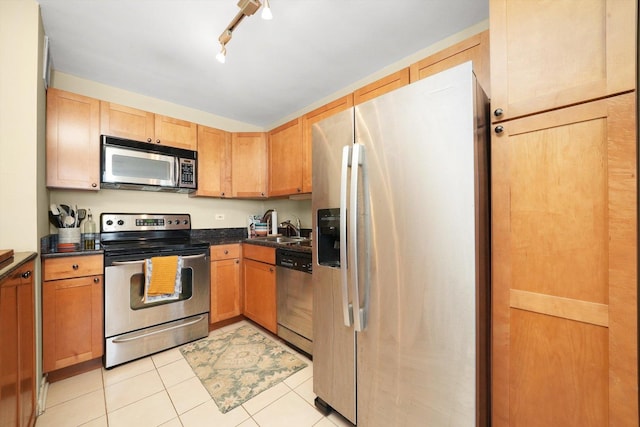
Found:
[216,0,272,63]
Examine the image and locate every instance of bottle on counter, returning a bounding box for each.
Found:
[82,209,96,250]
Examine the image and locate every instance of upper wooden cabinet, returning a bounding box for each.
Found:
[301,95,354,193]
[410,30,490,97]
[192,125,232,198]
[231,132,268,198]
[268,118,304,196]
[46,88,100,191]
[490,0,636,123]
[353,68,410,105]
[100,101,197,150]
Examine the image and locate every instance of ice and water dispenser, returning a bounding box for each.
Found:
[317,208,341,268]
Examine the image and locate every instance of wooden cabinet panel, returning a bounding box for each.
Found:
[231,132,268,198]
[46,88,100,191]
[193,125,232,197]
[42,254,103,281]
[0,260,35,427]
[491,94,637,426]
[100,101,196,150]
[210,258,241,323]
[301,95,354,193]
[242,244,275,265]
[210,244,240,260]
[0,277,18,427]
[243,258,276,333]
[100,102,154,142]
[490,0,636,122]
[43,275,103,372]
[353,68,409,105]
[410,30,490,97]
[268,118,304,196]
[210,244,242,324]
[154,114,197,151]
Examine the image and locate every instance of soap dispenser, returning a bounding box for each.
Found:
[271,209,278,235]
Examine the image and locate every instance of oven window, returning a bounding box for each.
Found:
[129,267,194,310]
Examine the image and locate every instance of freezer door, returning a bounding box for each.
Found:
[354,62,490,426]
[311,109,357,424]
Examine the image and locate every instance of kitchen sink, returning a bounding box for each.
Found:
[251,236,311,246]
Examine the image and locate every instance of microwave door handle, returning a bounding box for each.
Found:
[175,158,180,187]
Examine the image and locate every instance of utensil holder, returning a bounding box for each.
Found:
[58,228,81,251]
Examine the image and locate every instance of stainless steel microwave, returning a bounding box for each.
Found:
[101,135,197,193]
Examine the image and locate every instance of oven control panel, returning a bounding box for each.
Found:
[101,213,191,232]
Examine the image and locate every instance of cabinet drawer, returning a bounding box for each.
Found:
[43,255,103,281]
[242,244,275,264]
[210,244,240,261]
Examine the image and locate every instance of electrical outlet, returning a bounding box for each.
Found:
[215,214,225,220]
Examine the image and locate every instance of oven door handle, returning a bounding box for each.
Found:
[110,253,206,266]
[111,259,145,266]
[111,315,207,343]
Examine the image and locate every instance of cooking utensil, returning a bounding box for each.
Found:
[63,214,75,227]
[49,211,62,227]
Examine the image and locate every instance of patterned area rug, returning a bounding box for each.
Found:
[180,324,308,413]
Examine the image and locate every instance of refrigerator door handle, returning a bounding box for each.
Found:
[340,145,354,327]
[350,143,369,332]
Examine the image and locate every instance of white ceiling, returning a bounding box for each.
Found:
[37,0,488,128]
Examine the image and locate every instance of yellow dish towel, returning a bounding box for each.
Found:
[147,255,179,296]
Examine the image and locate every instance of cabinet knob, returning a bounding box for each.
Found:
[91,183,98,188]
[235,260,239,264]
[269,267,274,272]
[297,188,301,192]
[493,108,504,117]
[224,250,229,255]
[147,138,152,143]
[221,192,225,196]
[21,270,31,279]
[93,277,100,283]
[261,192,265,197]
[72,264,79,270]
[156,139,161,144]
[494,125,504,135]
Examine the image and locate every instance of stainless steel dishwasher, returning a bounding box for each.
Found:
[276,248,313,355]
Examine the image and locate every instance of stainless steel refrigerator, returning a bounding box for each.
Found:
[311,62,490,426]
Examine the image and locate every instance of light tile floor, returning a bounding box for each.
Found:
[36,320,354,427]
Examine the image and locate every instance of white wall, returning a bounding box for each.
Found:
[0,0,48,252]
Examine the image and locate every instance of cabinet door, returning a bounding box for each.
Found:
[410,30,490,97]
[268,118,303,196]
[210,258,241,323]
[491,93,637,426]
[43,275,103,372]
[100,101,155,143]
[353,68,409,105]
[193,125,231,197]
[231,132,268,198]
[46,88,100,190]
[0,276,18,427]
[243,259,276,333]
[154,114,197,151]
[17,265,34,427]
[301,95,354,193]
[490,0,635,122]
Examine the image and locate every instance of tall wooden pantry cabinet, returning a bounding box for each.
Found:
[489,1,637,426]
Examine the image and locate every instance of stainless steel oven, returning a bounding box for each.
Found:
[276,248,313,355]
[101,213,210,368]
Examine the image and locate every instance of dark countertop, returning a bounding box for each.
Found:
[0,252,38,282]
[242,237,312,254]
[40,227,312,258]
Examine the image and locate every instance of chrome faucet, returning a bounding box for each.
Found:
[279,218,301,237]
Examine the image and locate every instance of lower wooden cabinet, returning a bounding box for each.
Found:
[0,259,35,427]
[210,244,241,323]
[242,245,276,333]
[42,255,103,373]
